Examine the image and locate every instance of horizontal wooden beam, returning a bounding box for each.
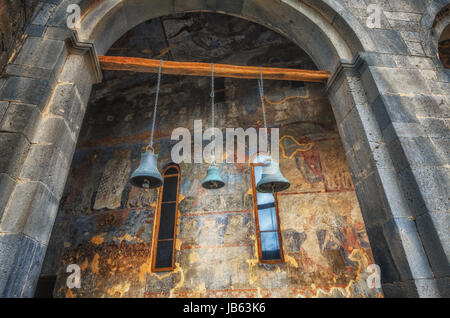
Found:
[98,56,330,83]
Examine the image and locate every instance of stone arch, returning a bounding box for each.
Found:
[422,2,450,63]
[63,0,377,70]
[432,4,450,68]
[0,0,445,298]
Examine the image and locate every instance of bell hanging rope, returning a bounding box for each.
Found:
[202,63,225,190]
[130,60,164,189]
[255,68,290,193]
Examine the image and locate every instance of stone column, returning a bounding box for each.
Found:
[0,11,101,296]
[327,52,449,297]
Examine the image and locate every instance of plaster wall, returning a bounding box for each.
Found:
[41,42,380,297]
[0,0,448,298]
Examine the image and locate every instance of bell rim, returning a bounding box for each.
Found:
[202,179,226,190]
[129,175,163,189]
[256,181,291,193]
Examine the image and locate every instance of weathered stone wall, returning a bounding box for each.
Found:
[44,63,380,299]
[39,14,381,298]
[0,0,46,72]
[0,0,448,298]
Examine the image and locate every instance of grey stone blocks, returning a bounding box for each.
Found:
[0,76,51,111]
[0,133,30,178]
[0,181,59,245]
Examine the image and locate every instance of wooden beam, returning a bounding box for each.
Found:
[98,56,330,83]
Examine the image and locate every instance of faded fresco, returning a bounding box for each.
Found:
[40,13,382,298]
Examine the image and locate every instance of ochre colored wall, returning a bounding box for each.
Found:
[42,76,381,298]
[41,13,382,298]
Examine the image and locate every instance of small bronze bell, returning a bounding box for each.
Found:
[129,148,163,189]
[256,157,290,193]
[202,165,225,190]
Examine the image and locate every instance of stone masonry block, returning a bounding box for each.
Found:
[48,83,86,137]
[5,64,54,82]
[387,136,448,172]
[0,233,21,294]
[351,140,376,179]
[429,137,450,162]
[367,29,410,55]
[371,95,417,132]
[359,52,397,68]
[358,64,380,105]
[0,132,30,178]
[398,166,449,216]
[421,119,450,138]
[374,168,413,219]
[393,55,435,70]
[25,24,45,37]
[121,0,175,31]
[416,212,450,279]
[381,281,418,298]
[436,277,450,297]
[364,224,400,285]
[409,94,450,119]
[0,233,46,298]
[174,0,205,12]
[0,174,16,221]
[372,95,392,134]
[338,109,364,153]
[353,99,384,144]
[328,77,355,126]
[405,41,425,56]
[91,4,130,56]
[382,122,427,145]
[387,0,426,13]
[412,279,442,298]
[0,181,59,246]
[31,2,57,26]
[383,218,433,281]
[369,67,431,97]
[354,172,390,227]
[0,103,41,141]
[43,26,73,41]
[13,37,67,77]
[47,1,76,27]
[32,117,77,163]
[39,217,70,277]
[0,101,8,121]
[19,144,71,198]
[210,0,244,14]
[0,76,51,111]
[58,54,94,105]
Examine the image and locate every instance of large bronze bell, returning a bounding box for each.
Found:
[202,165,225,190]
[256,157,290,193]
[129,148,163,189]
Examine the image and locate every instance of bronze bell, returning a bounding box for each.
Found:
[256,157,290,193]
[129,148,163,189]
[202,165,225,190]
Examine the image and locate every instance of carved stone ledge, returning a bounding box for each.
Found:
[65,30,103,84]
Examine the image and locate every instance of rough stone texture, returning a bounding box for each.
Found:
[39,14,382,298]
[0,233,46,297]
[0,0,448,298]
[0,0,43,72]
